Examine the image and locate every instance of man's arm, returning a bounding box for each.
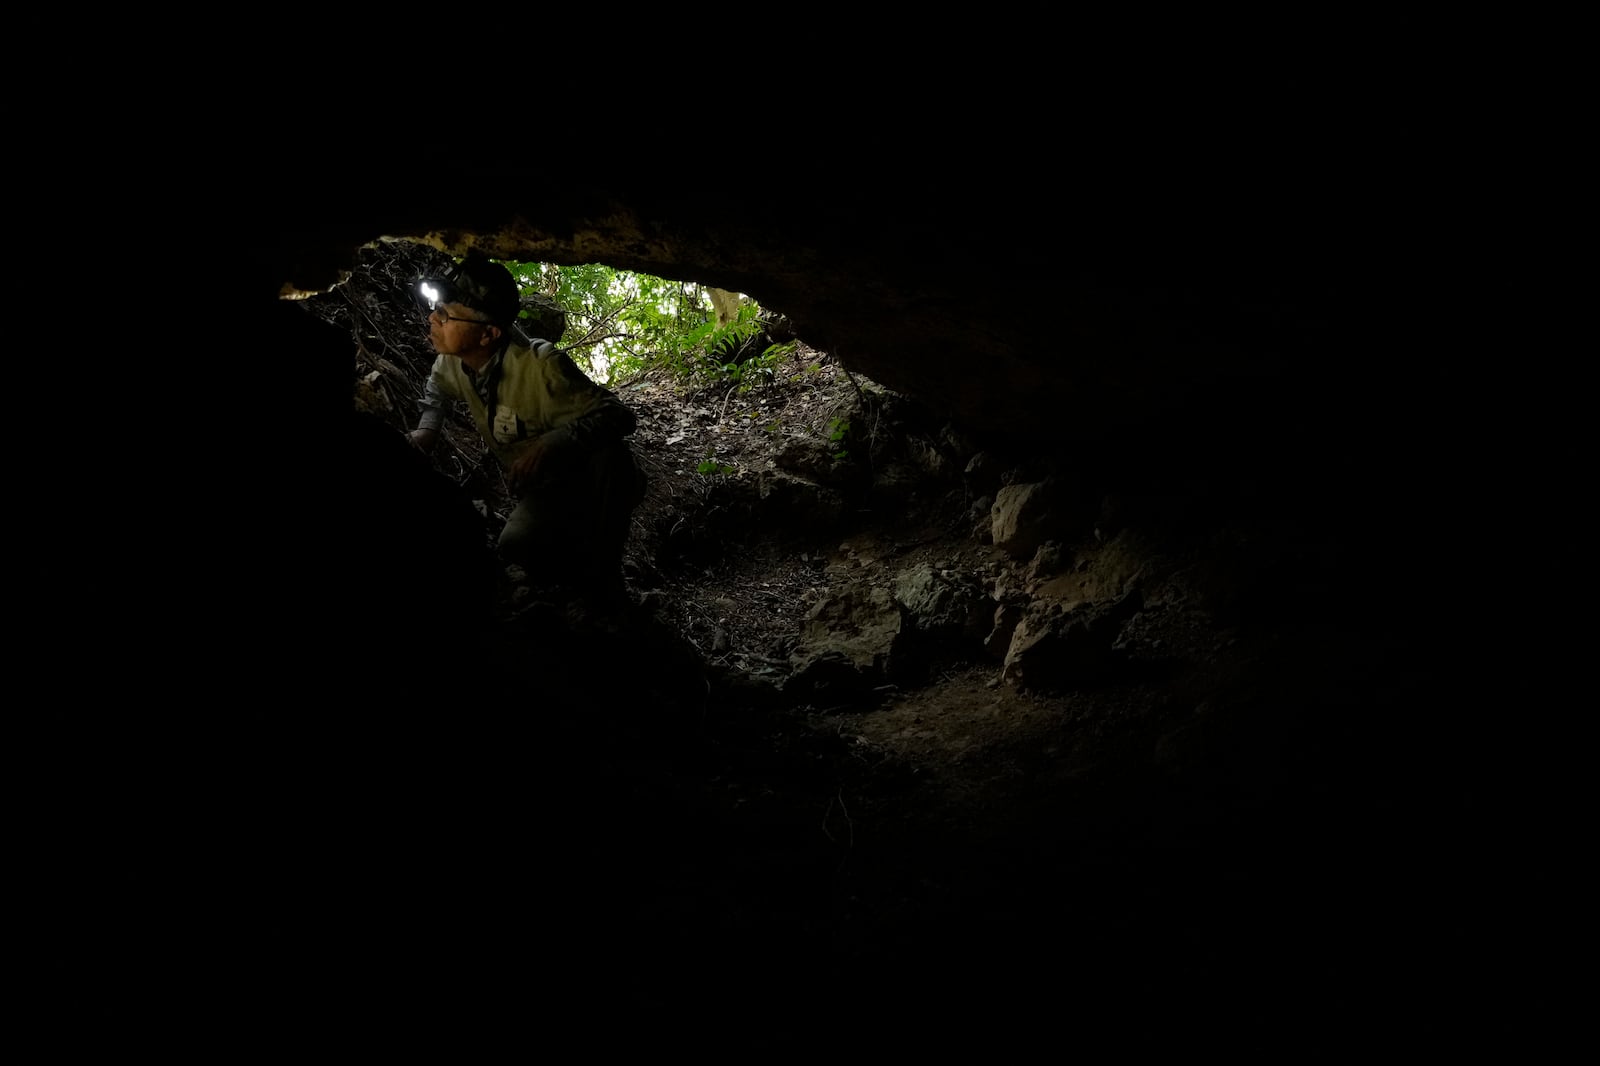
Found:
[506,356,638,493]
[409,372,451,452]
[560,390,637,447]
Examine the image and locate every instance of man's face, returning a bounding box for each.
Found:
[427,301,494,355]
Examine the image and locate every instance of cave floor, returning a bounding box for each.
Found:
[302,356,1489,1051]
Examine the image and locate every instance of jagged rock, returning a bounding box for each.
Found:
[1000,588,1146,691]
[784,584,905,702]
[990,480,1062,560]
[893,563,991,645]
[783,561,1004,699]
[1030,531,1152,606]
[1027,541,1066,581]
[963,450,1003,491]
[985,601,1023,661]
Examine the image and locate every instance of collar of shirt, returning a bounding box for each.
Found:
[468,348,505,412]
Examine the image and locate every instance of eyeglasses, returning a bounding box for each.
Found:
[431,306,491,327]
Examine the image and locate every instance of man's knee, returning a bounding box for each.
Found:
[495,519,535,565]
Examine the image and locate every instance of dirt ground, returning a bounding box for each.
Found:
[31,244,1509,1053]
[295,273,1490,1051]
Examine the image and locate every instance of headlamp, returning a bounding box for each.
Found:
[411,253,534,346]
[415,270,470,312]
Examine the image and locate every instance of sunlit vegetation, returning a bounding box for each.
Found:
[506,261,794,390]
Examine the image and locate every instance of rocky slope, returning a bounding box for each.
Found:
[263,246,1483,1052]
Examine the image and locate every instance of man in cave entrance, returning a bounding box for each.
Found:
[407,251,646,625]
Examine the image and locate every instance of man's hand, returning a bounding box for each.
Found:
[408,427,439,454]
[507,430,573,495]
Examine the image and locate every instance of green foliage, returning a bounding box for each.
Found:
[826,416,851,460]
[500,259,794,391]
[720,338,800,394]
[499,261,704,384]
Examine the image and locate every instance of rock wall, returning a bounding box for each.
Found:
[244,174,1379,466]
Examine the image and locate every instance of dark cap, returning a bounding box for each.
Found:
[418,250,522,327]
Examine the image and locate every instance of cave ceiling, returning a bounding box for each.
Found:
[256,169,1375,470]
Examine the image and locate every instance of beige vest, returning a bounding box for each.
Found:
[431,343,618,466]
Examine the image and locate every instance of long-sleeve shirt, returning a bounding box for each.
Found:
[417,338,637,467]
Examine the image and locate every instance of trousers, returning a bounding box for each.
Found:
[496,439,646,594]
